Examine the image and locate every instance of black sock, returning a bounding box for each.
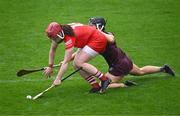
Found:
[160,67,164,72]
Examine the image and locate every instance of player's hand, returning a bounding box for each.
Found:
[43,67,53,78]
[53,78,61,86]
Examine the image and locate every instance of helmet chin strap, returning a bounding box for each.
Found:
[57,30,65,39]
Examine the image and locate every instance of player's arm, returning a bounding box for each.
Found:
[59,51,77,65]
[100,31,115,43]
[48,41,58,66]
[53,47,74,85]
[44,41,58,77]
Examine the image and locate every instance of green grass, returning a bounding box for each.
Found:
[0,0,180,115]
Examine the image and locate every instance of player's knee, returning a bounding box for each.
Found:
[138,69,145,76]
[72,62,78,69]
[73,59,83,68]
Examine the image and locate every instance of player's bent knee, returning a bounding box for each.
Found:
[72,62,78,69]
[73,60,83,68]
[137,70,145,76]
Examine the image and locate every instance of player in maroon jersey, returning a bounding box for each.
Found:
[88,17,175,89]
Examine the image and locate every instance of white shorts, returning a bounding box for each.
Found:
[78,45,98,57]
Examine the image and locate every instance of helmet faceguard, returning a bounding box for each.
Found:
[89,17,106,31]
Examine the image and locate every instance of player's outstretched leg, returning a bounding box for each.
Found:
[160,64,175,76]
[130,63,175,77]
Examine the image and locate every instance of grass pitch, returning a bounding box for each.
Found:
[0,0,180,115]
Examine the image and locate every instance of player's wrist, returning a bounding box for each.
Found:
[48,64,53,68]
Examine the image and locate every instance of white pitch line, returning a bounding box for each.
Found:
[0,73,178,83]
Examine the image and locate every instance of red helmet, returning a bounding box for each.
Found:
[45,22,62,39]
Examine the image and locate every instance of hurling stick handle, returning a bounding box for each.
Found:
[61,67,82,82]
[43,84,55,93]
[53,64,62,68]
[43,63,62,70]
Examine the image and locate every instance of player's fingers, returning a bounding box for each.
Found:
[43,70,47,76]
[44,72,50,79]
[45,74,51,79]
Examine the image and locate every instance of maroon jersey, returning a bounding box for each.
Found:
[101,42,133,76]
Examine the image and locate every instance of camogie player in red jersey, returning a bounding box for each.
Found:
[44,22,113,93]
[88,17,175,89]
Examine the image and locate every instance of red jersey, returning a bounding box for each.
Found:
[63,24,107,53]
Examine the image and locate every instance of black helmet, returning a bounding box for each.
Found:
[89,17,106,31]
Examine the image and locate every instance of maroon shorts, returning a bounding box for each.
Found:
[108,57,133,76]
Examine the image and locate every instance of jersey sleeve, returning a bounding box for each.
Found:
[64,35,75,49]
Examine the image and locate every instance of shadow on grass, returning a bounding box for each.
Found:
[124,74,176,85]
